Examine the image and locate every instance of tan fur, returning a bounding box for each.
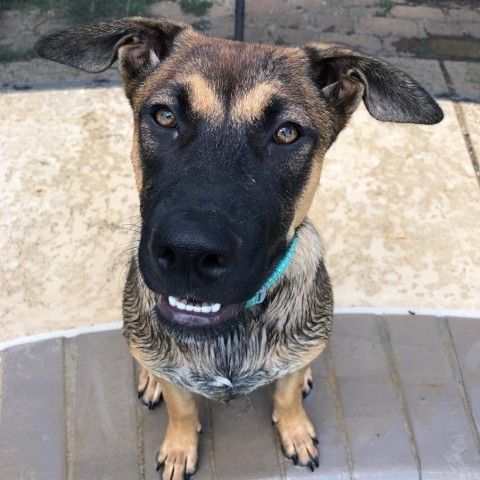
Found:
[138,367,163,407]
[272,366,319,467]
[182,73,224,120]
[130,129,142,190]
[290,154,324,236]
[157,378,201,480]
[231,81,281,123]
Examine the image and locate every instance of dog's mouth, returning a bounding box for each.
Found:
[156,295,242,330]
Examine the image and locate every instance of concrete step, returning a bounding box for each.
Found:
[1,313,479,479]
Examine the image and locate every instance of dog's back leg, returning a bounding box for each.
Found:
[272,366,319,471]
[156,378,202,480]
[302,366,314,399]
[137,366,163,409]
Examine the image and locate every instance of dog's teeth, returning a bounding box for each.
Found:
[176,300,186,310]
[169,296,222,314]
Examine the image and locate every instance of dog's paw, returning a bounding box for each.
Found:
[302,367,313,399]
[156,423,201,480]
[137,367,163,409]
[273,408,319,471]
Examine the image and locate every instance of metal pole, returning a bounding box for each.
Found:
[234,0,245,41]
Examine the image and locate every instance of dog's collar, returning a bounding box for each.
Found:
[245,232,299,309]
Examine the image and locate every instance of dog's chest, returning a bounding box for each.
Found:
[149,326,305,402]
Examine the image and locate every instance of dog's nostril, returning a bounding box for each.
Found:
[201,254,229,276]
[157,246,175,268]
[203,254,227,269]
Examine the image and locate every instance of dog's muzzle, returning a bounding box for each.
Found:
[138,206,268,330]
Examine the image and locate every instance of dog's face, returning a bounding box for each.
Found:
[133,38,337,333]
[35,17,443,336]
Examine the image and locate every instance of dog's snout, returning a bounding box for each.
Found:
[150,213,240,284]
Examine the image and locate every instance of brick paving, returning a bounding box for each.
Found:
[229,0,480,59]
[0,0,479,66]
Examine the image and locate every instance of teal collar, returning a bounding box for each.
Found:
[245,232,299,309]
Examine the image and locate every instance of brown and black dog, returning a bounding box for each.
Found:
[35,17,442,480]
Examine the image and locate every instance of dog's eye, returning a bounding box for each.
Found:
[274,124,299,144]
[155,108,177,128]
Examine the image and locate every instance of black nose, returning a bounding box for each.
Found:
[150,213,241,283]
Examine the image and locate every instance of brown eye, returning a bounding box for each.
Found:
[274,124,299,144]
[155,108,176,128]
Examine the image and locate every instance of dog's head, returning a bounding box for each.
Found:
[35,17,443,336]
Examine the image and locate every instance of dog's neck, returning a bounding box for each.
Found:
[244,232,299,309]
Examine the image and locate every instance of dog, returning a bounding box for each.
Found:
[35,16,443,480]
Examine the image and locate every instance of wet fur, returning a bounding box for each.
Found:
[123,220,332,402]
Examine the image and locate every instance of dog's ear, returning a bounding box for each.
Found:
[304,43,443,125]
[34,17,191,76]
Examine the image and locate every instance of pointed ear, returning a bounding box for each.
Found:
[303,43,443,125]
[34,17,192,76]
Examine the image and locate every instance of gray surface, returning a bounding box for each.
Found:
[0,339,66,480]
[330,315,418,480]
[70,331,140,480]
[1,314,480,480]
[386,315,480,480]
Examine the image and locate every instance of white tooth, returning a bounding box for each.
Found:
[211,303,221,313]
[185,304,194,311]
[201,305,212,313]
[193,306,202,313]
[176,301,186,310]
[168,296,177,307]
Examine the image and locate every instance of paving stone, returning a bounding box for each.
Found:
[333,0,379,6]
[391,5,446,21]
[209,18,236,39]
[329,314,417,479]
[150,1,183,18]
[0,339,66,480]
[385,57,447,96]
[272,27,320,45]
[285,353,351,479]
[247,0,290,14]
[244,25,274,44]
[349,6,383,19]
[448,316,480,438]
[209,385,282,480]
[448,8,480,23]
[443,61,480,98]
[246,11,305,29]
[320,32,382,54]
[312,13,354,33]
[356,16,423,37]
[70,331,139,480]
[289,0,356,8]
[386,315,480,479]
[462,22,480,38]
[424,20,465,37]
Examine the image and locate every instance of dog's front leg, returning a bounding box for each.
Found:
[156,378,202,480]
[272,366,319,471]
